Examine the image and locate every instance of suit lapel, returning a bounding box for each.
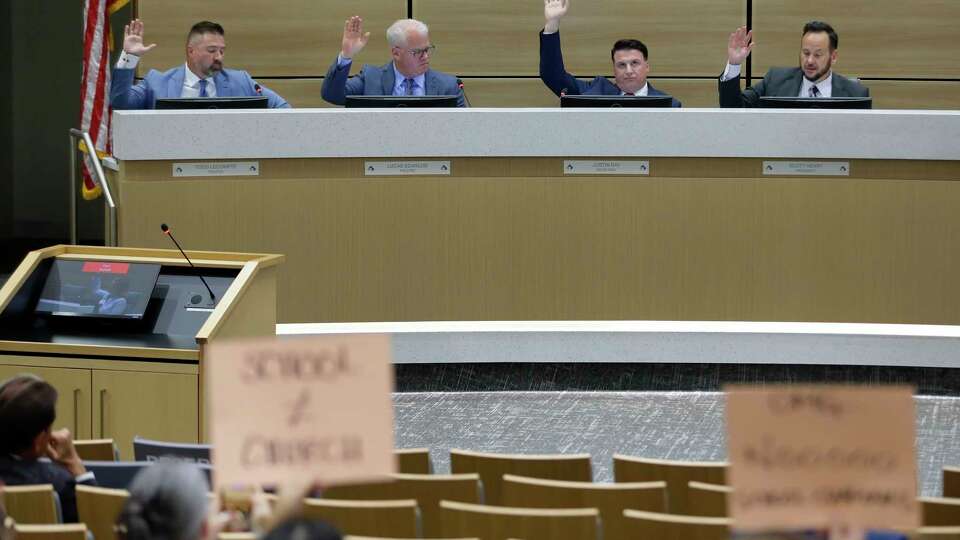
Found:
[215,71,231,97]
[169,67,185,98]
[787,68,803,96]
[382,62,396,95]
[425,70,440,96]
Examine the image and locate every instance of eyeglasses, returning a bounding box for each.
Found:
[406,44,436,59]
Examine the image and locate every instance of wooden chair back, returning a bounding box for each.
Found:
[622,509,731,540]
[343,537,479,540]
[686,481,731,517]
[439,500,599,540]
[73,439,118,461]
[501,474,665,540]
[914,527,960,539]
[921,496,960,526]
[218,533,257,540]
[302,498,420,538]
[450,449,592,505]
[612,454,727,514]
[395,448,432,474]
[13,524,88,540]
[945,467,960,498]
[1,484,60,524]
[323,473,481,537]
[76,485,129,540]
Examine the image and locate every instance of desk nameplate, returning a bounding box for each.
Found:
[563,160,650,175]
[172,162,260,177]
[364,161,451,176]
[763,161,850,176]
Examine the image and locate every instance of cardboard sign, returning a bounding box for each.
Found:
[725,385,918,535]
[206,335,395,489]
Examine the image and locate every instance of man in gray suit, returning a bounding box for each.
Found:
[718,21,869,107]
[321,17,466,107]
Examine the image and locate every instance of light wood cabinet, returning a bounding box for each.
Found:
[0,364,92,439]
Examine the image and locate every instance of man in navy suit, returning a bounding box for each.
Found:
[718,21,870,107]
[539,0,681,107]
[111,20,289,110]
[321,17,466,107]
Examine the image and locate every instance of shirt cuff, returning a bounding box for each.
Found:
[336,54,352,68]
[720,62,741,81]
[117,51,139,69]
[75,471,95,484]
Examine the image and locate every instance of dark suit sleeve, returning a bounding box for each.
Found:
[718,74,765,108]
[321,57,366,105]
[539,30,589,97]
[110,67,150,110]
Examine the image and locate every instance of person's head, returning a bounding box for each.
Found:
[799,21,838,83]
[610,39,650,94]
[0,375,57,458]
[186,21,226,77]
[262,517,341,540]
[108,276,130,298]
[116,461,210,540]
[387,19,432,78]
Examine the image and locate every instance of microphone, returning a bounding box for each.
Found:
[560,88,567,97]
[160,223,217,305]
[456,78,471,107]
[254,83,262,95]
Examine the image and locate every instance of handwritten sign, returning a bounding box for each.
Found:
[725,385,918,535]
[206,335,395,489]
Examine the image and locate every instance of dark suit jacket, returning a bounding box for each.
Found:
[539,31,681,107]
[0,456,97,523]
[321,58,466,107]
[111,66,290,110]
[718,66,870,108]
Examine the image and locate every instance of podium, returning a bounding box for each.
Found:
[0,245,283,459]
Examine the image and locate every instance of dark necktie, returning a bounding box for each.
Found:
[809,85,821,98]
[199,79,208,98]
[404,78,416,96]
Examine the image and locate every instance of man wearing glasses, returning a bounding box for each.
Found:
[321,17,466,107]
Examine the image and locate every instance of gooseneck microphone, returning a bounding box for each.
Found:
[456,78,471,107]
[160,223,216,304]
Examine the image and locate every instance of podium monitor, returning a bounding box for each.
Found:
[34,260,161,320]
[759,97,873,109]
[344,95,459,108]
[561,95,674,108]
[155,97,268,110]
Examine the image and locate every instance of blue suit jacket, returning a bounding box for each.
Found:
[321,58,467,107]
[110,66,290,109]
[539,31,681,107]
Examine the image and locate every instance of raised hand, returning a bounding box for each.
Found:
[123,18,157,56]
[727,26,754,65]
[341,16,370,59]
[544,0,569,33]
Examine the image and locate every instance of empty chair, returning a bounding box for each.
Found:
[915,527,960,540]
[450,449,592,506]
[82,461,151,489]
[395,448,432,474]
[1,484,61,524]
[73,439,118,462]
[323,473,481,537]
[946,467,960,498]
[686,481,731,517]
[439,500,599,540]
[132,436,211,463]
[501,474,665,540]
[921,497,960,526]
[612,455,727,515]
[13,523,88,540]
[622,509,731,540]
[303,498,420,538]
[76,485,129,540]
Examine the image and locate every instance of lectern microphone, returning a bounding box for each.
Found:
[160,223,217,304]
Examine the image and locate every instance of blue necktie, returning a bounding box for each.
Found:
[809,85,820,98]
[404,78,416,96]
[199,79,208,98]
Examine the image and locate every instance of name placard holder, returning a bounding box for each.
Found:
[172,162,260,177]
[563,160,650,175]
[762,161,850,176]
[365,161,451,176]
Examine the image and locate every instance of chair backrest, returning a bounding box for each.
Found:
[218,534,257,540]
[622,509,731,540]
[914,526,960,540]
[921,496,960,526]
[449,449,592,505]
[83,461,152,489]
[343,537,479,540]
[439,499,599,540]
[132,436,212,464]
[501,474,665,540]
[323,473,481,538]
[612,454,727,515]
[13,523,88,540]
[1,484,60,524]
[302,498,420,538]
[394,448,432,474]
[686,481,731,517]
[945,467,960,498]
[73,439,119,462]
[76,485,129,540]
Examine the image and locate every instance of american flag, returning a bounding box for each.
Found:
[79,0,128,200]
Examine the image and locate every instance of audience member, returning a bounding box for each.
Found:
[116,461,210,540]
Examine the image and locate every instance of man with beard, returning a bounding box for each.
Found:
[111,20,289,109]
[321,17,466,107]
[718,21,869,107]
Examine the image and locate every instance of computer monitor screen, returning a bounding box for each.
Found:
[344,95,459,108]
[155,97,269,110]
[758,97,873,109]
[35,260,161,319]
[561,95,674,108]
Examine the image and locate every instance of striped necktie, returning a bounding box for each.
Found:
[808,85,821,98]
[199,79,208,98]
[404,78,416,96]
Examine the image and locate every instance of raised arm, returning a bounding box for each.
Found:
[543,0,569,34]
[727,25,754,67]
[111,19,158,109]
[341,15,370,60]
[123,18,157,57]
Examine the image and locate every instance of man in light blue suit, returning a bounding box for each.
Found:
[111,20,289,110]
[321,17,466,107]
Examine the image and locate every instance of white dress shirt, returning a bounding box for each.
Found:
[621,83,649,96]
[391,63,425,97]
